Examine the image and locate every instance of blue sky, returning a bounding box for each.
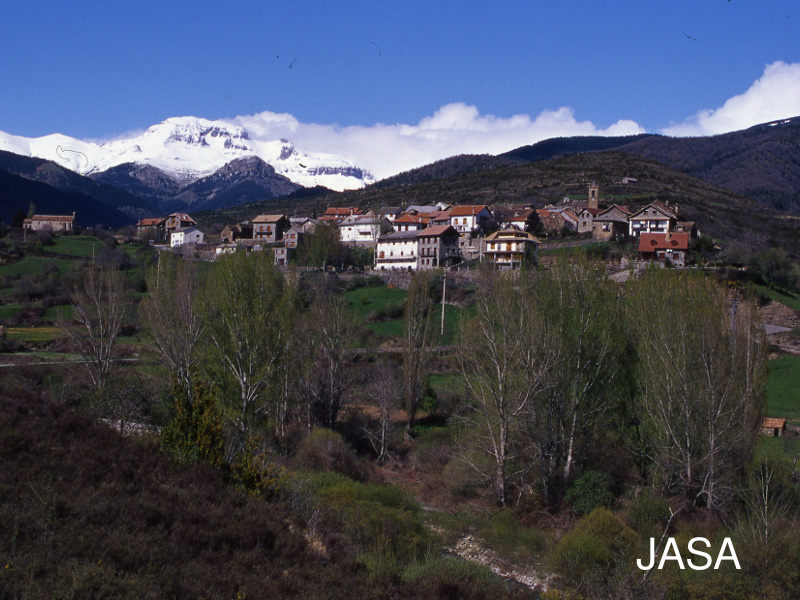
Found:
[1,1,799,177]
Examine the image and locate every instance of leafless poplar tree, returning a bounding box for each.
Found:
[63,265,130,391]
[627,269,766,511]
[362,363,401,464]
[402,270,436,437]
[456,271,552,506]
[302,293,358,429]
[139,252,203,392]
[200,251,291,458]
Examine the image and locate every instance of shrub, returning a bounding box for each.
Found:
[627,491,669,536]
[565,470,614,515]
[476,510,546,561]
[295,472,429,576]
[550,508,637,588]
[293,428,362,479]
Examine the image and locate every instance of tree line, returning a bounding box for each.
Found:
[63,250,767,516]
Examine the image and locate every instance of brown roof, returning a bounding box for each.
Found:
[494,207,536,221]
[168,212,196,222]
[485,229,541,243]
[252,214,286,223]
[761,417,787,429]
[631,201,679,220]
[450,205,488,217]
[322,207,363,217]
[638,232,690,252]
[29,214,75,222]
[394,213,424,224]
[417,225,458,237]
[137,217,164,227]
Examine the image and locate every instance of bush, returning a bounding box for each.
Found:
[294,471,429,576]
[565,470,614,515]
[627,491,669,536]
[475,510,546,561]
[293,428,363,480]
[403,558,510,599]
[550,508,637,588]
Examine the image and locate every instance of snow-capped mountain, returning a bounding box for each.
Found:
[0,117,374,192]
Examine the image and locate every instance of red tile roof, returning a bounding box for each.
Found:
[638,232,690,252]
[761,417,787,429]
[450,205,488,217]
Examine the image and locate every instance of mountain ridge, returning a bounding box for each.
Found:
[0,116,374,193]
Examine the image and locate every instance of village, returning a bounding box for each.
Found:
[7,181,800,599]
[123,183,700,270]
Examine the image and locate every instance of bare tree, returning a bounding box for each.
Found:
[63,265,130,391]
[362,363,401,464]
[531,258,626,489]
[627,269,766,511]
[735,449,796,577]
[200,251,291,458]
[456,271,552,506]
[139,252,203,392]
[302,293,358,429]
[402,270,436,437]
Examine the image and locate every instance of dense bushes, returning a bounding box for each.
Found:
[549,508,637,588]
[565,470,614,515]
[0,394,531,599]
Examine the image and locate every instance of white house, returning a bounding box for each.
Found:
[170,226,204,247]
[449,205,492,234]
[628,201,680,238]
[338,215,384,245]
[375,230,419,271]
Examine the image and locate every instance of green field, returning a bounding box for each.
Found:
[344,285,466,344]
[344,285,407,321]
[754,284,800,314]
[0,256,76,278]
[0,304,22,320]
[766,354,800,422]
[48,236,102,257]
[4,326,61,343]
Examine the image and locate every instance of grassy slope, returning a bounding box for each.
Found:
[755,284,800,314]
[766,354,800,422]
[0,256,76,277]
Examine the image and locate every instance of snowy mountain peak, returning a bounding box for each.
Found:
[0,116,374,192]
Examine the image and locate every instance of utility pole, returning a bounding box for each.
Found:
[440,269,447,337]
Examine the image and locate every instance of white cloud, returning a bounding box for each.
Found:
[231,103,644,180]
[663,61,800,137]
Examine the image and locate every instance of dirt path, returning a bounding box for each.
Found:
[446,534,553,593]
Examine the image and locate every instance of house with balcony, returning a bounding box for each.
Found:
[252,214,288,243]
[484,230,540,269]
[375,230,420,271]
[628,201,680,238]
[417,225,460,270]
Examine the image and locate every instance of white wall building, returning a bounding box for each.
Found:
[375,230,419,271]
[338,215,383,245]
[170,226,204,247]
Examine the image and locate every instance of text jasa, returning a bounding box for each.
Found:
[637,537,740,571]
